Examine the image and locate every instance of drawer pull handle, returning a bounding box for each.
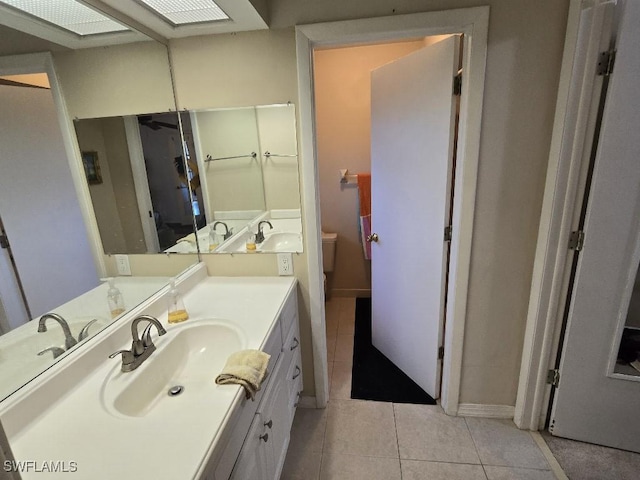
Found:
[294,392,301,407]
[264,419,273,429]
[290,337,299,351]
[259,433,269,442]
[292,365,301,380]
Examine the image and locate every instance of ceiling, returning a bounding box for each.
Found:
[0,0,270,55]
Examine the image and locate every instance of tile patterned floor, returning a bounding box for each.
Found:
[281,297,559,480]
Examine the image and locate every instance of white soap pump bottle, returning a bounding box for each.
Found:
[107,278,125,318]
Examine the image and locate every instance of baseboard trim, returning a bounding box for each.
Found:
[331,289,371,298]
[297,395,317,408]
[457,403,515,419]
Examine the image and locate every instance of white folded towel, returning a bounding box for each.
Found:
[215,349,270,400]
[176,233,197,244]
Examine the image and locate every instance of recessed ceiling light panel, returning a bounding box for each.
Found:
[137,0,229,26]
[0,0,129,35]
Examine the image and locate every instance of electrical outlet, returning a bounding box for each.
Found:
[114,254,131,276]
[277,253,293,276]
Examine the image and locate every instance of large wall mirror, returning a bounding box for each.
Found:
[0,33,195,401]
[179,104,303,254]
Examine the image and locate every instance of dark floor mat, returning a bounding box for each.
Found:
[350,297,436,404]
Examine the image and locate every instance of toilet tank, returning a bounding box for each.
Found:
[321,232,337,272]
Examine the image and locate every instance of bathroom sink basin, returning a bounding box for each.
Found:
[102,320,245,418]
[258,232,303,252]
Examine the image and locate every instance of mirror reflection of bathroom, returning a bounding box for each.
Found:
[74,113,199,254]
[180,104,304,254]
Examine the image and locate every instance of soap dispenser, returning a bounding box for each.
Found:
[107,278,125,318]
[246,233,257,252]
[167,278,189,324]
[209,224,222,252]
[245,223,257,253]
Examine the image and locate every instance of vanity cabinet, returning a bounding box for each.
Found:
[205,288,302,480]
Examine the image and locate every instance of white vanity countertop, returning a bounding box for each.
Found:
[6,276,297,479]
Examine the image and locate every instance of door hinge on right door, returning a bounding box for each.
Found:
[546,369,560,388]
[568,230,585,251]
[444,226,452,242]
[453,73,462,96]
[596,49,616,76]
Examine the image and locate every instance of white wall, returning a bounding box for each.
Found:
[53,41,175,120]
[0,84,100,318]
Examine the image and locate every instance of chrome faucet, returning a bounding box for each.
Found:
[255,221,273,244]
[37,313,77,350]
[109,315,167,372]
[213,221,233,240]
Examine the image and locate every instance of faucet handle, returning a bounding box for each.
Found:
[78,319,99,342]
[37,346,66,359]
[109,349,135,366]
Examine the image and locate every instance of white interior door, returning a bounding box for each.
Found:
[550,0,640,452]
[370,36,459,398]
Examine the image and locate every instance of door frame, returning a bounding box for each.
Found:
[296,7,489,413]
[514,0,618,430]
[123,116,162,253]
[0,53,107,279]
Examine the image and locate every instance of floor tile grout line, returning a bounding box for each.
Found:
[398,457,486,466]
[318,395,330,480]
[392,403,403,479]
[464,417,489,479]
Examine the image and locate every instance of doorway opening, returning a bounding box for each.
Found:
[313,34,462,404]
[296,8,489,411]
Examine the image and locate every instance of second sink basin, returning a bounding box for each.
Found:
[102,319,246,418]
[258,232,303,252]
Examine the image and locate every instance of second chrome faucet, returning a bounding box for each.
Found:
[109,315,167,372]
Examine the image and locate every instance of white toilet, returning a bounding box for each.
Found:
[321,231,337,296]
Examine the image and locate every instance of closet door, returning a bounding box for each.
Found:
[550,0,640,452]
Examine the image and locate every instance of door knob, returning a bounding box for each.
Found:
[366,233,379,243]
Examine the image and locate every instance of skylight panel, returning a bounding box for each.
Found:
[137,0,229,26]
[1,0,129,35]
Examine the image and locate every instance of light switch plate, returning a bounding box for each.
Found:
[277,253,293,276]
[114,254,131,276]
